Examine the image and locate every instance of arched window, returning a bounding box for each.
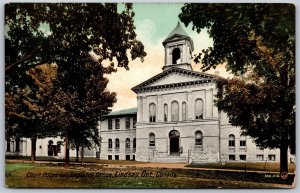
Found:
[115,138,120,149]
[164,104,168,122]
[149,133,155,146]
[240,135,246,147]
[6,138,11,152]
[149,103,156,122]
[229,134,235,147]
[126,138,130,149]
[115,119,120,129]
[108,139,112,149]
[133,138,136,149]
[182,102,187,121]
[195,131,203,145]
[195,99,203,119]
[171,101,179,121]
[172,48,181,64]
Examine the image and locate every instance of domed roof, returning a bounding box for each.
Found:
[164,21,189,40]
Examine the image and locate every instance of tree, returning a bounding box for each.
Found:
[5,64,59,161]
[5,3,146,165]
[179,3,295,175]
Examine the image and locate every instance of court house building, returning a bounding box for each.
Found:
[98,23,282,163]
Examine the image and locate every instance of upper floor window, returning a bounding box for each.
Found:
[195,131,203,145]
[126,138,130,149]
[125,118,130,129]
[172,48,181,64]
[115,119,120,129]
[149,133,155,146]
[164,104,168,122]
[240,135,246,147]
[149,103,156,122]
[182,102,187,121]
[229,134,235,147]
[133,117,136,128]
[108,139,112,149]
[171,101,179,122]
[115,138,120,149]
[195,99,203,119]
[108,119,112,130]
[228,115,233,124]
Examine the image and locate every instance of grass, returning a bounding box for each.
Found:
[5,162,295,188]
[186,162,296,173]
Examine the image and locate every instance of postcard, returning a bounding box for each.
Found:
[5,2,295,189]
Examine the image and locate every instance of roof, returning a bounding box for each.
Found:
[132,67,218,93]
[107,107,137,117]
[165,21,189,40]
[163,21,194,50]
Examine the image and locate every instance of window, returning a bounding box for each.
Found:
[171,101,179,121]
[126,138,130,149]
[172,48,181,64]
[164,104,168,122]
[149,133,155,146]
[182,102,186,121]
[125,118,130,129]
[240,135,246,147]
[195,99,203,119]
[115,138,120,149]
[229,155,236,161]
[133,138,136,149]
[133,155,135,161]
[6,139,11,152]
[229,134,235,147]
[115,119,120,129]
[108,155,112,160]
[149,103,156,122]
[108,119,112,130]
[133,117,136,128]
[126,155,130,160]
[57,141,62,153]
[257,155,264,161]
[268,155,275,161]
[108,139,112,149]
[228,115,233,124]
[15,138,20,152]
[115,155,119,160]
[195,131,203,145]
[239,155,246,161]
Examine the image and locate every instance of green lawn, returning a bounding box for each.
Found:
[186,162,296,173]
[5,162,295,188]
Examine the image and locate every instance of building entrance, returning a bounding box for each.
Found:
[169,130,180,155]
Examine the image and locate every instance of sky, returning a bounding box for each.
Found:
[107,3,231,111]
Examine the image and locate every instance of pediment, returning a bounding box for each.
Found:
[132,67,216,93]
[149,72,201,86]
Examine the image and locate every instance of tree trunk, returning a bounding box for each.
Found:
[75,145,79,163]
[81,144,84,165]
[280,143,288,175]
[65,137,70,166]
[30,137,37,162]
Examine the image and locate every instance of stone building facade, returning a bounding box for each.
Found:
[98,22,282,163]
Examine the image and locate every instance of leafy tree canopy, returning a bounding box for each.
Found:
[179,3,295,173]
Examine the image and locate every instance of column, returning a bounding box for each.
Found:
[187,91,193,120]
[137,96,142,122]
[157,95,162,122]
[142,96,147,122]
